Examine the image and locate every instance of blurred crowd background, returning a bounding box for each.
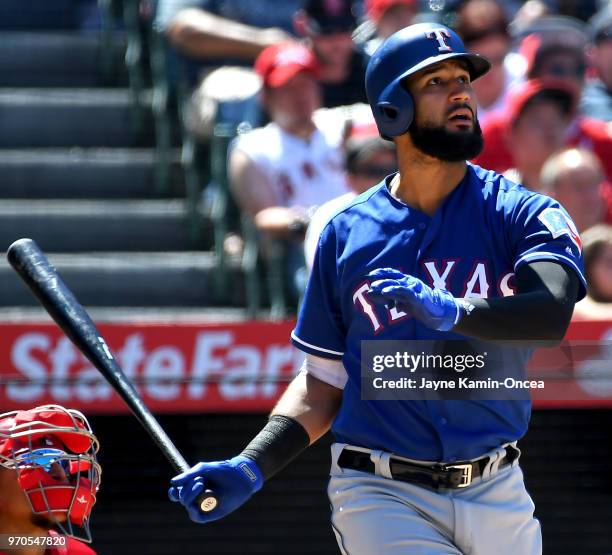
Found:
[151,0,612,319]
[0,1,612,554]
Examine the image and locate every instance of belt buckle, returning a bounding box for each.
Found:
[444,463,473,488]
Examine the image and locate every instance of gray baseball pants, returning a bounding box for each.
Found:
[328,443,542,555]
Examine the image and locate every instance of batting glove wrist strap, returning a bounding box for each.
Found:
[241,415,310,481]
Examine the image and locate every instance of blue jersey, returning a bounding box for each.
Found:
[291,163,587,462]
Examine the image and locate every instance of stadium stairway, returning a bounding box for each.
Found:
[0,3,245,312]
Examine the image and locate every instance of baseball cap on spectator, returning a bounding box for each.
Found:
[589,6,612,44]
[365,0,418,23]
[505,78,577,125]
[302,0,356,34]
[255,42,320,87]
[516,17,588,78]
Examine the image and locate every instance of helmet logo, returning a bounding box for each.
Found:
[426,29,453,52]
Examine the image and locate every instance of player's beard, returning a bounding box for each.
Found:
[408,117,484,162]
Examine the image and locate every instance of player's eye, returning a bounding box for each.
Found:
[427,77,442,86]
[457,75,470,84]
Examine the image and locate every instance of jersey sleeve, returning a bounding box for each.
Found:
[291,223,346,359]
[509,193,587,300]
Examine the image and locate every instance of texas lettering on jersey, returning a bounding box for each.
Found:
[353,261,516,333]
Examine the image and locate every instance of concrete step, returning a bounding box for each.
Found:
[0,252,244,307]
[0,200,210,252]
[0,32,127,87]
[0,89,150,148]
[0,149,183,199]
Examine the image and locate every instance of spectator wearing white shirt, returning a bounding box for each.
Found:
[229,41,349,239]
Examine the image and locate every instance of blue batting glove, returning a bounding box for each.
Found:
[367,268,462,331]
[168,455,263,523]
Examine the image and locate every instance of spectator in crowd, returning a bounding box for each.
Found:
[540,148,607,231]
[519,17,588,98]
[581,6,612,121]
[156,0,298,66]
[229,41,348,252]
[0,405,101,555]
[511,0,599,26]
[355,0,420,57]
[454,0,525,122]
[573,224,612,318]
[478,79,574,190]
[476,68,612,184]
[304,122,397,268]
[583,224,612,303]
[294,0,368,106]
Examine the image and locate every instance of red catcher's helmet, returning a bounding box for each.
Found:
[0,405,101,543]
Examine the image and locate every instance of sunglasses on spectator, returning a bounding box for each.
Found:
[353,165,396,177]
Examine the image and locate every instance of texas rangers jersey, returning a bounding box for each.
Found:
[291,163,586,462]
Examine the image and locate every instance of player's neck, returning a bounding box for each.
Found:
[392,147,467,216]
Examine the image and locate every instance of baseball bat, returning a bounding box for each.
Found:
[6,238,218,513]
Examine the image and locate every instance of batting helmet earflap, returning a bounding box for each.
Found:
[365,23,491,139]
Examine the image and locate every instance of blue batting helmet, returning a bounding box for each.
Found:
[365,23,491,139]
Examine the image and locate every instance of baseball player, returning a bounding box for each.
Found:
[169,23,586,554]
[0,405,101,555]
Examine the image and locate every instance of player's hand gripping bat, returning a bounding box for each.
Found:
[6,238,218,513]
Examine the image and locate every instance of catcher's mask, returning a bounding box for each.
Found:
[0,404,101,543]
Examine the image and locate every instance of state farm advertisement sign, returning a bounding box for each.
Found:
[0,321,301,413]
[0,319,611,413]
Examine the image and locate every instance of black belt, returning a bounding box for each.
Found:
[337,445,520,490]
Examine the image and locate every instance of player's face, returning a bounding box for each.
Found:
[0,467,35,525]
[403,60,484,161]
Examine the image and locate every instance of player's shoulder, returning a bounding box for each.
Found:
[315,180,385,243]
[468,163,551,208]
[327,179,386,220]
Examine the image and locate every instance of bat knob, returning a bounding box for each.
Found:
[197,489,218,512]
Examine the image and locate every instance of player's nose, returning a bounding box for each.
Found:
[448,81,472,105]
